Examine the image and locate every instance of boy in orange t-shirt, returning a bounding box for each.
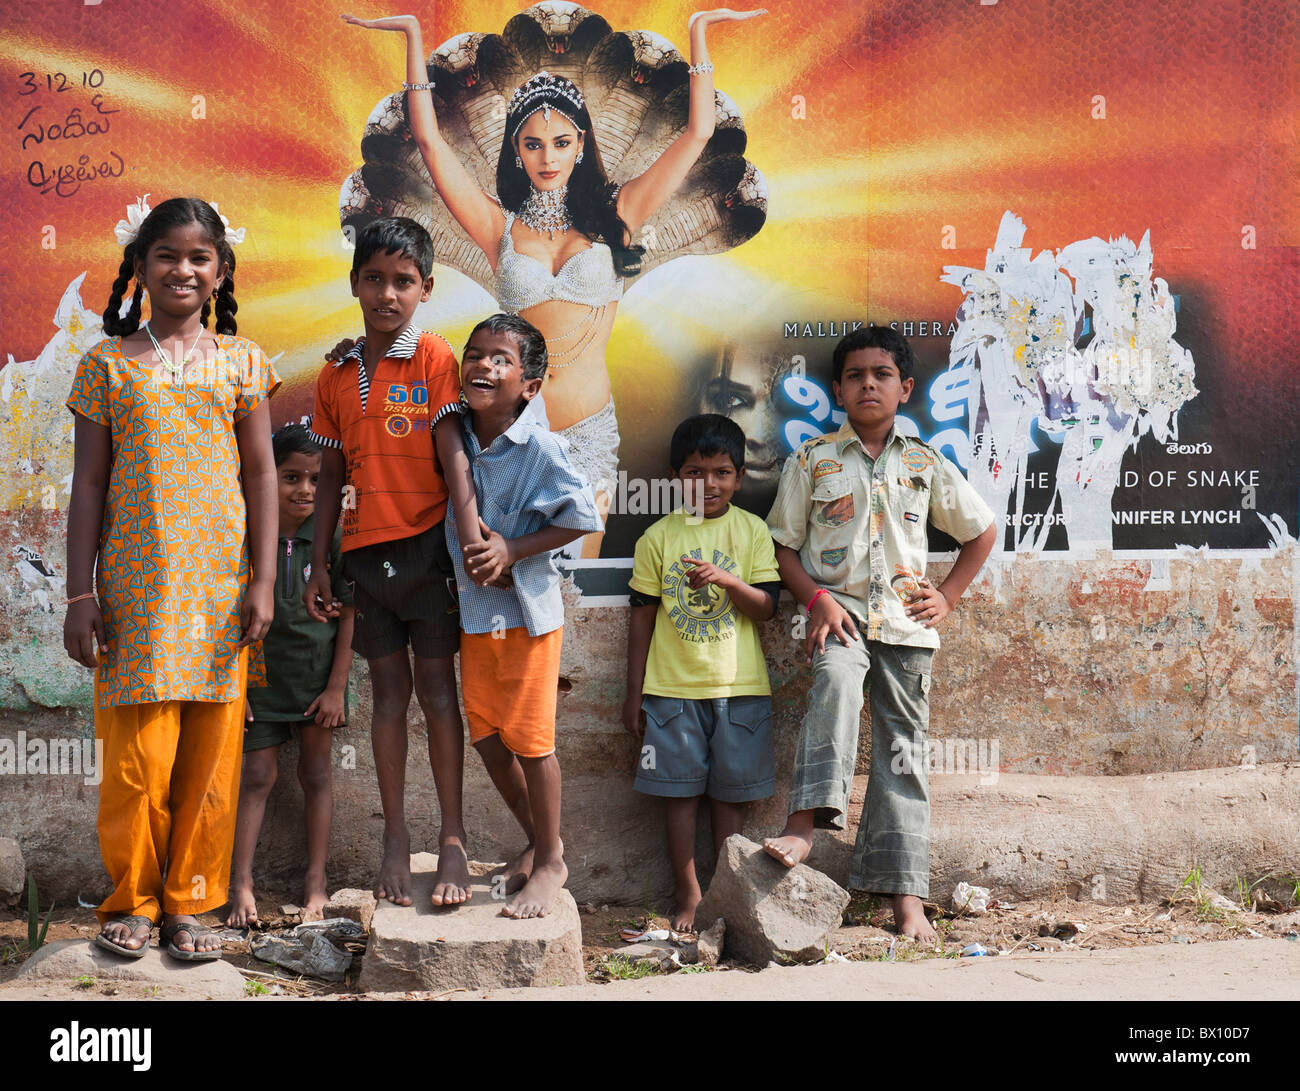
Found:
[305,218,479,909]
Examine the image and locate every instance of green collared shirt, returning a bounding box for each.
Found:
[766,422,995,648]
[248,513,352,723]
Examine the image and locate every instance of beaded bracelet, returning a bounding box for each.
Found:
[687,61,714,76]
[805,588,831,616]
[403,81,435,91]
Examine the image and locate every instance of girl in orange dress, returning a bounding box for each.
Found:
[63,197,279,961]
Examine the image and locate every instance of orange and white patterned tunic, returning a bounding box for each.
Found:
[67,335,280,708]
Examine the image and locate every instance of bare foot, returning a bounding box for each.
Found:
[502,842,535,895]
[893,894,937,944]
[504,859,568,919]
[224,883,258,928]
[431,838,471,907]
[374,828,413,906]
[301,872,328,922]
[671,877,702,933]
[763,833,812,868]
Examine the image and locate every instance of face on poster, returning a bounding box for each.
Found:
[1,1,1295,604]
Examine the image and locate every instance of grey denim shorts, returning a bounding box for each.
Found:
[634,694,775,803]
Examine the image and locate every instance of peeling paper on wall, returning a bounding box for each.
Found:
[942,212,1198,556]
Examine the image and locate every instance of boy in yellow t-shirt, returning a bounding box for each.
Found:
[624,415,780,932]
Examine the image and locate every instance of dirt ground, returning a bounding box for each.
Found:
[3,878,1297,999]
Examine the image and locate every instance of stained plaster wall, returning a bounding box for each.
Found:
[0,282,1296,904]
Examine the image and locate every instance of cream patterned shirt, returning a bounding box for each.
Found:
[766,421,995,649]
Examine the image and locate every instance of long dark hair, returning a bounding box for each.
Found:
[496,74,635,273]
[102,197,238,337]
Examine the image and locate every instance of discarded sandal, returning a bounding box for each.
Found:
[92,914,154,959]
[159,919,223,962]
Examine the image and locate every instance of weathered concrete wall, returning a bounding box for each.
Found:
[1,284,1295,903]
[2,545,1296,907]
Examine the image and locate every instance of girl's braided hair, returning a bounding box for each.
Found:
[102,197,238,337]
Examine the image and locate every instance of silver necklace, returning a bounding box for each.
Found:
[143,321,203,384]
[518,184,571,239]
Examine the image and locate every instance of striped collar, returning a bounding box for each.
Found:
[332,326,422,367]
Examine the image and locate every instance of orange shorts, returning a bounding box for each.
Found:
[460,626,563,758]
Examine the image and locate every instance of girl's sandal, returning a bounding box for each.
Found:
[159,920,224,962]
[92,914,154,959]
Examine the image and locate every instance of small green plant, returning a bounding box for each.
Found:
[1234,876,1252,910]
[144,985,160,998]
[0,944,22,965]
[26,874,53,952]
[74,974,96,990]
[1177,866,1233,924]
[601,954,658,981]
[244,979,269,997]
[678,963,712,974]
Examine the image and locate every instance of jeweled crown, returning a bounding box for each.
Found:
[508,70,586,116]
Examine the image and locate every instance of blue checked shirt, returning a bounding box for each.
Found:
[446,395,603,636]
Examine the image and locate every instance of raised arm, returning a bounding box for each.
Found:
[343,13,505,264]
[616,8,766,236]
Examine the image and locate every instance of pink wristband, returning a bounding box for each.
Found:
[805,588,831,616]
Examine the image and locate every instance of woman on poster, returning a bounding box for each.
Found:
[344,8,764,556]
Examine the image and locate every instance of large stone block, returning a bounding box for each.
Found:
[357,853,584,993]
[696,835,849,966]
[15,940,246,998]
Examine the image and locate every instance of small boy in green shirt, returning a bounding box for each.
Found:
[624,415,781,932]
[226,424,355,925]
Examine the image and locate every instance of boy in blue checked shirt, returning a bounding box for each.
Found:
[446,314,602,919]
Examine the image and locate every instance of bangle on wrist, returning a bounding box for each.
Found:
[805,587,831,616]
[403,80,435,91]
[687,61,714,76]
[66,592,97,606]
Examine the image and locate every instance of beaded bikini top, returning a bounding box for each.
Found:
[494,211,623,314]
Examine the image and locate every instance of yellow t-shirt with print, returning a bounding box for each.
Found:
[630,505,780,699]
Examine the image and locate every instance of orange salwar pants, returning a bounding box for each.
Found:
[94,651,247,924]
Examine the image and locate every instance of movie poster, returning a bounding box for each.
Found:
[1,0,1295,634]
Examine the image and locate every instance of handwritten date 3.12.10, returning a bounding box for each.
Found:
[16,69,128,199]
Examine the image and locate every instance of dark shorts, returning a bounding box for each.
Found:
[345,520,460,661]
[243,718,338,753]
[633,694,774,803]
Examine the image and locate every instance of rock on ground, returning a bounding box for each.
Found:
[696,835,849,966]
[325,888,378,932]
[357,853,584,993]
[696,918,725,967]
[0,837,23,907]
[15,939,246,998]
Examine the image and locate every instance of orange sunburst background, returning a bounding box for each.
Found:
[1,0,1296,551]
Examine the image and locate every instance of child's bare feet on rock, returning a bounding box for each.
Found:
[225,884,258,927]
[504,859,568,919]
[432,838,471,907]
[374,828,413,906]
[502,842,534,895]
[672,878,702,933]
[893,894,937,943]
[301,872,328,922]
[762,834,812,868]
[763,811,815,868]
